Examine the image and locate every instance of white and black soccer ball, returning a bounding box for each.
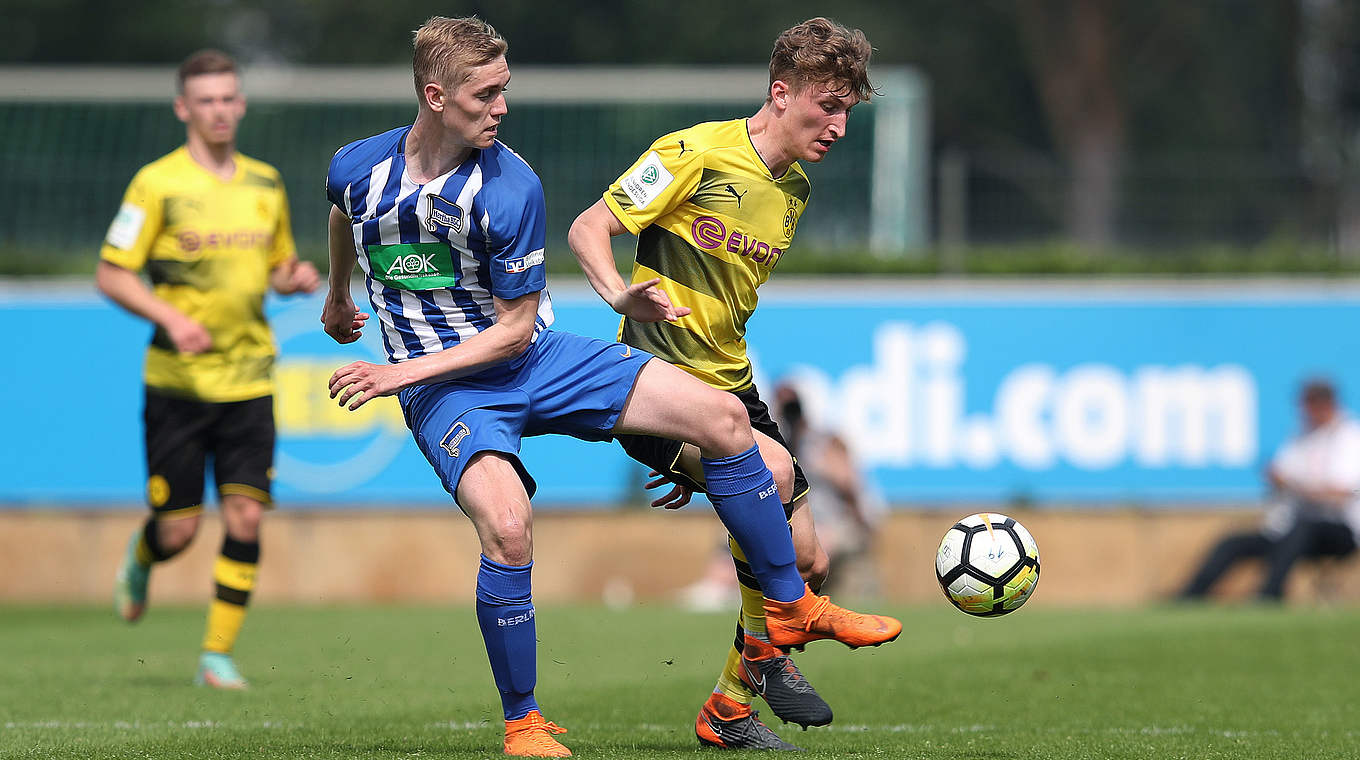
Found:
[935,513,1040,617]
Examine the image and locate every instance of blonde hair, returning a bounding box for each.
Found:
[412,16,508,98]
[769,17,876,102]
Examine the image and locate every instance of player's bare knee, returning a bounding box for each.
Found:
[222,496,265,541]
[157,514,200,553]
[763,453,795,502]
[486,516,533,566]
[697,392,751,454]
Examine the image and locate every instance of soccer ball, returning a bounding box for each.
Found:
[935,513,1040,617]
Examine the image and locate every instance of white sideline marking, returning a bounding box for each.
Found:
[8,720,1353,741]
[3,720,299,730]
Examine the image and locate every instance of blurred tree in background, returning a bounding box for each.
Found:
[2,0,1359,261]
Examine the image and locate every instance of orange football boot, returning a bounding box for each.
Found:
[763,585,902,650]
[503,710,571,757]
[695,693,800,751]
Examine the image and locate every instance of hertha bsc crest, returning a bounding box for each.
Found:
[440,421,471,458]
[425,193,465,235]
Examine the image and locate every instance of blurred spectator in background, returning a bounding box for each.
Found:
[772,382,883,599]
[1180,378,1360,601]
[677,381,884,607]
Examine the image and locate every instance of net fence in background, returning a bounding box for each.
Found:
[0,66,927,264]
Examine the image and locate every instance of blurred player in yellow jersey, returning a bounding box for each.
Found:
[569,17,892,751]
[97,49,319,689]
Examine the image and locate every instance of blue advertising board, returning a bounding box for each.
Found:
[4,280,1359,507]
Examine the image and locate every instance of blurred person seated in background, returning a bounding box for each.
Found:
[99,48,319,690]
[772,382,884,600]
[1180,378,1360,601]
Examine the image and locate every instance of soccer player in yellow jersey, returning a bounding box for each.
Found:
[97,49,319,689]
[570,18,889,750]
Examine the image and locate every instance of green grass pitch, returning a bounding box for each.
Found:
[2,603,1357,758]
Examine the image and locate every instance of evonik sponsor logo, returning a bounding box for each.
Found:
[177,229,273,253]
[690,216,783,267]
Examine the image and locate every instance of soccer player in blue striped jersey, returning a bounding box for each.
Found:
[320,16,897,758]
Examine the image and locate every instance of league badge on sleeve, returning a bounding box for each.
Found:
[425,194,465,236]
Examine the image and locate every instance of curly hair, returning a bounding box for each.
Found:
[768,17,876,101]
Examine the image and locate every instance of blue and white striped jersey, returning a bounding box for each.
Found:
[325,126,554,365]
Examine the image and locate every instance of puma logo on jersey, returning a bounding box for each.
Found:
[724,184,747,207]
[677,140,692,158]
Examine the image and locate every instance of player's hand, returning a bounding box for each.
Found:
[166,314,212,354]
[288,260,322,294]
[644,469,694,509]
[321,296,369,345]
[329,360,403,411]
[611,278,692,323]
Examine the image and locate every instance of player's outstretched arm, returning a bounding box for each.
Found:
[95,260,211,354]
[328,291,541,411]
[321,205,369,344]
[568,199,690,323]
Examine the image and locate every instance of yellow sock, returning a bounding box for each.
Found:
[201,537,258,654]
[133,533,155,566]
[203,600,248,654]
[714,644,753,704]
[729,537,769,637]
[712,536,772,705]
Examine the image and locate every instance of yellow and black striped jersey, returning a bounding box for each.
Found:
[100,147,296,402]
[604,118,810,391]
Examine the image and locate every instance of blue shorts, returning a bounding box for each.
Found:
[399,329,653,505]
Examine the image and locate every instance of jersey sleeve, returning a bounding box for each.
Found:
[325,143,356,213]
[482,174,548,300]
[99,168,163,271]
[268,178,298,269]
[602,134,704,235]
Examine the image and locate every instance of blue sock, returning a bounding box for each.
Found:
[475,555,539,721]
[701,445,804,602]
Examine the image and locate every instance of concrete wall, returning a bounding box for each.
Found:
[3,509,1358,606]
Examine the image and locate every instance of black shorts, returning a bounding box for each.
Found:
[616,384,809,513]
[143,388,275,518]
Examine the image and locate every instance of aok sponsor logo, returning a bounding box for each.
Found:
[177,229,273,253]
[386,251,439,280]
[691,216,783,267]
